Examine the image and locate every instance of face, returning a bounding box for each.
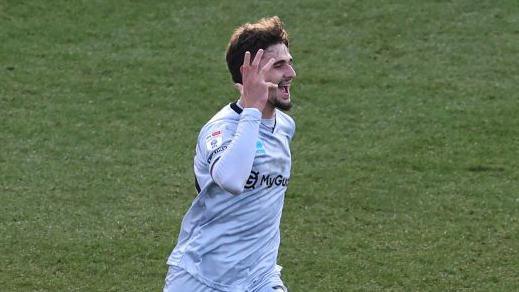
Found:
[259,43,296,111]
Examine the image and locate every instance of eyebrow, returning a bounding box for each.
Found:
[273,58,293,66]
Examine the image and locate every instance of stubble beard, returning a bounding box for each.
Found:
[268,92,292,111]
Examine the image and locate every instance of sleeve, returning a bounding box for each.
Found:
[199,108,262,195]
[289,117,296,141]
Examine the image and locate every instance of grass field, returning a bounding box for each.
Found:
[1,0,519,291]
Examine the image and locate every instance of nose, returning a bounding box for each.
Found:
[285,64,296,79]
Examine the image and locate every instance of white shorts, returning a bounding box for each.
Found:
[163,265,288,292]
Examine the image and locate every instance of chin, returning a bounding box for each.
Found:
[271,98,292,111]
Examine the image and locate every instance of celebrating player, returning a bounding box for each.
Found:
[164,16,297,292]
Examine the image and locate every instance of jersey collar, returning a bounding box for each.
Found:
[230,102,242,114]
[230,101,277,133]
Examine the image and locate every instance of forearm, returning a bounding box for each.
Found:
[211,108,261,195]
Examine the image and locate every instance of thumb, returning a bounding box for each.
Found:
[266,82,278,89]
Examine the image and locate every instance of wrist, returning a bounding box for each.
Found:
[241,107,262,117]
[241,100,264,112]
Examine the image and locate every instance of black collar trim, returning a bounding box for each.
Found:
[230,102,243,114]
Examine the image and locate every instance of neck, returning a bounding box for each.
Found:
[261,103,275,119]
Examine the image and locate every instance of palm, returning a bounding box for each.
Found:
[239,49,277,111]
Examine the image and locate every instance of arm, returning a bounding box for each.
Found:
[210,49,276,195]
[210,108,261,195]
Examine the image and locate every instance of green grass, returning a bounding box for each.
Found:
[1,0,518,291]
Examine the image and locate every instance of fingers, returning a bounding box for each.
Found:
[266,82,278,89]
[252,49,263,67]
[243,51,251,67]
[243,49,270,71]
[261,58,275,73]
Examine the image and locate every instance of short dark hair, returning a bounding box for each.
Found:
[226,16,289,84]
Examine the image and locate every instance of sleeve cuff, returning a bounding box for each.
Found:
[241,108,262,119]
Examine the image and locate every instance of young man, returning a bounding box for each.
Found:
[164,16,296,292]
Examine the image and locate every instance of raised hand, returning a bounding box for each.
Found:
[237,49,277,111]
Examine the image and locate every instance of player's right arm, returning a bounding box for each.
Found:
[206,109,261,195]
[202,50,276,195]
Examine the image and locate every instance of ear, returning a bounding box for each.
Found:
[233,83,243,95]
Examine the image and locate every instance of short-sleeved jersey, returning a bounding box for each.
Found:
[167,102,295,291]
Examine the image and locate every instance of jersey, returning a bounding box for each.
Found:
[166,102,295,291]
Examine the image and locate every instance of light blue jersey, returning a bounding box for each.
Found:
[167,102,295,291]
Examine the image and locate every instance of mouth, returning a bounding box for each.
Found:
[277,82,291,98]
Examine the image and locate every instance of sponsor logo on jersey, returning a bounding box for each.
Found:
[207,145,228,164]
[206,130,223,150]
[244,171,290,190]
[256,140,266,155]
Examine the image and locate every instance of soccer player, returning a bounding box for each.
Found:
[164,16,296,292]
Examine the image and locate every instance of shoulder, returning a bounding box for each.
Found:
[275,110,296,140]
[207,103,241,125]
[198,103,240,141]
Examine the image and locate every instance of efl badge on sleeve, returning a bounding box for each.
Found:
[206,130,223,150]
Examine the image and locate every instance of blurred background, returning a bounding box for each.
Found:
[1,0,518,290]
